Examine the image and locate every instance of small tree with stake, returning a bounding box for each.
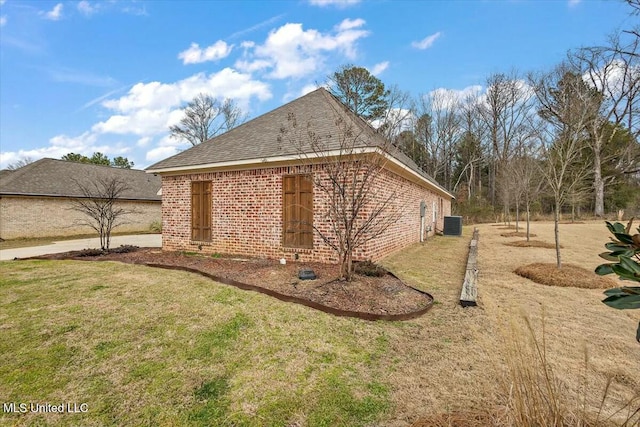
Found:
[595,218,640,342]
[70,177,136,251]
[278,111,404,281]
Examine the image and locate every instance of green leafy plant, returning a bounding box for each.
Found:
[595,218,640,342]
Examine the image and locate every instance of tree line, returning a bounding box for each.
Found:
[327,52,639,226]
[169,35,639,228]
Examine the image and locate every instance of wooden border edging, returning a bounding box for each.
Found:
[460,228,479,307]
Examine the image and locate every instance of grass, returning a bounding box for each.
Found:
[1,221,639,426]
[515,263,617,289]
[0,260,395,426]
[500,231,537,238]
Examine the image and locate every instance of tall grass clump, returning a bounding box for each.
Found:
[500,312,639,427]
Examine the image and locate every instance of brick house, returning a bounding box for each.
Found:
[146,88,453,263]
[0,158,161,239]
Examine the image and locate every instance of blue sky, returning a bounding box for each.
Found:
[0,0,634,169]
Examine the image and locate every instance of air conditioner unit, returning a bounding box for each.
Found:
[443,216,463,236]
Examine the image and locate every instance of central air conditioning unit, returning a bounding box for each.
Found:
[443,216,463,236]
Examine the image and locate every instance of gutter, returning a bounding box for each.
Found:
[146,148,455,200]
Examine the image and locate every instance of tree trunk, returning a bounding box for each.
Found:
[554,203,562,269]
[594,149,604,217]
[490,162,496,206]
[526,203,531,242]
[515,200,520,233]
[342,250,353,281]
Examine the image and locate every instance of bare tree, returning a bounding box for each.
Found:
[6,157,34,170]
[375,85,413,140]
[413,89,462,189]
[70,177,136,251]
[452,92,487,201]
[278,111,404,281]
[169,93,245,146]
[570,35,640,216]
[532,65,594,268]
[479,71,537,217]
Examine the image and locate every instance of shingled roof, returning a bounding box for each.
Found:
[0,158,161,201]
[147,88,453,198]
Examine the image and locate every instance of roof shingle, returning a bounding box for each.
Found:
[147,88,452,198]
[0,158,161,201]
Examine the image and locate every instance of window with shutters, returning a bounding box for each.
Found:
[282,174,313,249]
[191,181,212,242]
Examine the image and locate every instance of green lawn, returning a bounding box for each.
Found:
[0,259,404,426]
[4,224,635,426]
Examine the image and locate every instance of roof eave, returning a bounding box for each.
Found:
[146,148,455,200]
[0,192,161,201]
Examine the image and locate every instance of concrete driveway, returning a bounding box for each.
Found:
[0,234,162,261]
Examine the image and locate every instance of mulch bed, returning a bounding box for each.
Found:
[514,263,617,289]
[29,248,434,321]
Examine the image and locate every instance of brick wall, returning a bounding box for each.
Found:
[0,196,160,239]
[161,163,452,264]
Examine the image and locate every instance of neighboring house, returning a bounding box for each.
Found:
[0,158,161,240]
[147,88,453,263]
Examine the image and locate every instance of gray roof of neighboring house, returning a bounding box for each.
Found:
[147,88,453,198]
[0,158,162,201]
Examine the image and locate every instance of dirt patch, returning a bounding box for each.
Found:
[500,231,537,238]
[514,263,617,289]
[31,248,433,319]
[559,221,586,224]
[503,240,559,249]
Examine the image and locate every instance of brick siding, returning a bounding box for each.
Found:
[161,164,451,263]
[0,196,160,239]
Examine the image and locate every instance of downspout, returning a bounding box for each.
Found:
[420,201,426,242]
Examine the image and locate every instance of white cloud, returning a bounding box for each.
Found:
[583,59,640,100]
[370,61,389,76]
[412,32,442,50]
[0,0,6,6]
[178,41,233,65]
[371,108,413,135]
[103,68,271,113]
[336,18,365,31]
[428,85,483,110]
[0,131,130,169]
[145,135,188,162]
[236,19,369,79]
[42,3,63,21]
[0,15,6,27]
[568,0,581,7]
[146,146,179,162]
[137,137,152,147]
[77,1,96,16]
[300,83,319,96]
[92,109,173,136]
[91,68,270,138]
[308,0,361,7]
[48,131,97,149]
